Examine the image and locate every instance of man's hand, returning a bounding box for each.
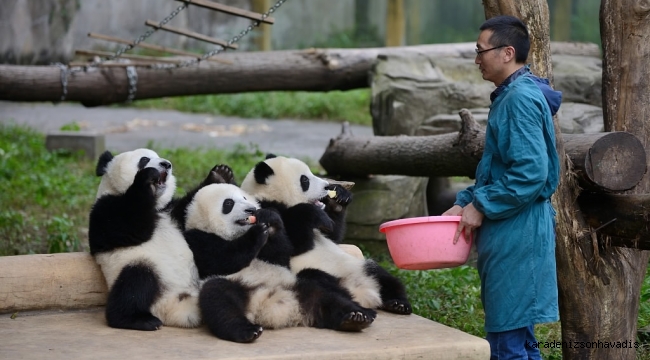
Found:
[453,203,483,244]
[442,205,463,216]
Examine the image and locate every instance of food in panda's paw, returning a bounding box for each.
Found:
[327,190,337,198]
[248,215,257,224]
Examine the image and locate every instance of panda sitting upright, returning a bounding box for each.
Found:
[183,174,377,343]
[240,154,412,315]
[88,148,201,331]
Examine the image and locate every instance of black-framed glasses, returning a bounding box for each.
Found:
[475,45,508,57]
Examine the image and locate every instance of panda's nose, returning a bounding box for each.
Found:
[160,161,172,170]
[245,208,256,215]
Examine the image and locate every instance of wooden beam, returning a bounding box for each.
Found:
[75,49,185,64]
[177,0,275,24]
[144,20,238,49]
[87,32,231,64]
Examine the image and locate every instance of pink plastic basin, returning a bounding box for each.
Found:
[379,216,472,270]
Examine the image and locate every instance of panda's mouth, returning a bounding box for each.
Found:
[158,170,168,185]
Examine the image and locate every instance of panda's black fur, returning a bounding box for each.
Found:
[88,149,201,331]
[240,154,412,315]
[183,176,376,343]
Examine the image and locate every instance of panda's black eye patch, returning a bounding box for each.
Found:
[300,175,309,192]
[222,199,235,214]
[138,157,150,170]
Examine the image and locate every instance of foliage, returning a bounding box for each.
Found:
[127,90,372,126]
[0,124,95,255]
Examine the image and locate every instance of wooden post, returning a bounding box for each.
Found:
[385,0,405,47]
[551,0,572,41]
[406,0,421,45]
[252,0,272,51]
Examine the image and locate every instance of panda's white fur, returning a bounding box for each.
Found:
[240,156,383,309]
[185,184,306,329]
[89,148,201,329]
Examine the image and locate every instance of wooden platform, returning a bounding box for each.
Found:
[0,252,490,360]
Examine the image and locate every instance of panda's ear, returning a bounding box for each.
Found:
[265,153,277,159]
[253,161,274,184]
[95,151,114,176]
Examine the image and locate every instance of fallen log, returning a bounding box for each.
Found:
[0,42,599,106]
[319,109,646,193]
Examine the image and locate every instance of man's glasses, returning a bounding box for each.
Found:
[475,45,508,57]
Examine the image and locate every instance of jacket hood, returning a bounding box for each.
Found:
[529,75,562,116]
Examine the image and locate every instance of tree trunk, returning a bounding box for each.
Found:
[0,42,600,106]
[320,111,645,192]
[483,0,650,359]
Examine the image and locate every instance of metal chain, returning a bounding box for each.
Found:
[125,66,138,102]
[52,0,287,102]
[98,1,191,65]
[152,0,287,70]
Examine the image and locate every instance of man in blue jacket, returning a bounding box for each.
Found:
[443,15,561,360]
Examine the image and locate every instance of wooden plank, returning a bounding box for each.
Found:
[144,20,238,49]
[75,49,185,63]
[87,32,232,64]
[177,0,275,24]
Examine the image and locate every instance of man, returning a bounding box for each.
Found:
[442,15,561,360]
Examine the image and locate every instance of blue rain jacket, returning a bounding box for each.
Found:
[454,66,561,332]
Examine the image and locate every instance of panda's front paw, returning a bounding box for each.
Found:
[380,299,412,315]
[134,167,161,193]
[254,208,284,235]
[202,164,236,186]
[323,184,352,213]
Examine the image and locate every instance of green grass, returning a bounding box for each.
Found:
[3,122,650,359]
[126,90,373,126]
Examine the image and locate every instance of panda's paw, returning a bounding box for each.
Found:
[325,184,353,207]
[255,208,284,234]
[130,314,164,331]
[134,167,161,194]
[232,324,264,343]
[338,311,375,332]
[380,299,412,315]
[203,164,236,186]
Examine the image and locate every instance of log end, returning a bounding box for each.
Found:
[585,132,646,192]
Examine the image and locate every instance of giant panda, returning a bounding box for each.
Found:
[240,155,412,315]
[183,182,377,343]
[88,148,201,331]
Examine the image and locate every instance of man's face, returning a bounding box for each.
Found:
[475,30,506,86]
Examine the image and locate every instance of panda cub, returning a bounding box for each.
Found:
[240,154,412,315]
[184,181,377,343]
[88,148,201,331]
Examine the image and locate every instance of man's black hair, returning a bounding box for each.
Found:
[479,15,530,63]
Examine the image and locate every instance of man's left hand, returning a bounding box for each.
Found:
[454,203,483,244]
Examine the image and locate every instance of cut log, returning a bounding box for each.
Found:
[577,192,650,246]
[319,109,646,193]
[0,42,599,106]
